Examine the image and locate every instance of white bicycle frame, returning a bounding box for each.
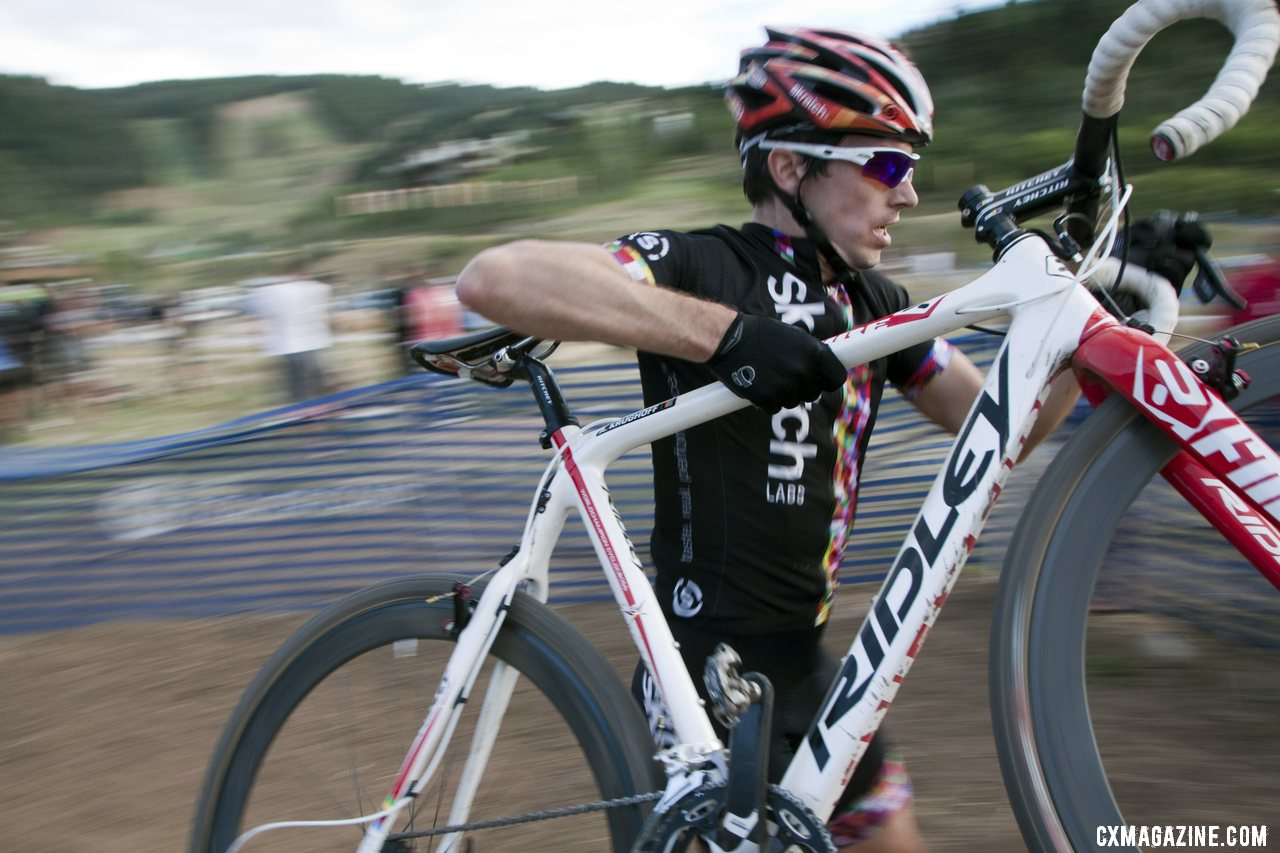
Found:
[354,233,1116,851]
[205,0,1280,847]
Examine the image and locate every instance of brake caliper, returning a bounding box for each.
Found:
[1186,335,1252,402]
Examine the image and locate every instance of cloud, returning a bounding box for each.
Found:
[0,0,996,90]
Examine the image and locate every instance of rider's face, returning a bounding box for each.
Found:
[798,135,920,272]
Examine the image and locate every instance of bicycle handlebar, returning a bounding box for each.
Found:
[967,0,1279,255]
[1067,0,1279,254]
[1080,0,1279,161]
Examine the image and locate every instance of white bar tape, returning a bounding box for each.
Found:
[1082,0,1279,160]
[1087,256,1180,344]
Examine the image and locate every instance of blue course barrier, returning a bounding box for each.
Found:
[1,334,1276,649]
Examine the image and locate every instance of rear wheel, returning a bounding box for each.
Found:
[991,316,1280,851]
[190,573,660,852]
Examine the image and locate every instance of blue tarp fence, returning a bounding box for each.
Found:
[1,333,1276,648]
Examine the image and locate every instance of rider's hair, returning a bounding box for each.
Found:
[742,151,770,206]
[740,130,837,207]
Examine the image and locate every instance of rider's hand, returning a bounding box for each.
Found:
[707,313,847,413]
[1089,211,1210,343]
[1115,210,1209,295]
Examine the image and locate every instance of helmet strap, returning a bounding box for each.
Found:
[772,175,858,288]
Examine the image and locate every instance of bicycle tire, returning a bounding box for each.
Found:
[990,314,1280,852]
[190,573,661,852]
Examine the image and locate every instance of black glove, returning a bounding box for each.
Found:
[707,313,847,413]
[1114,210,1211,296]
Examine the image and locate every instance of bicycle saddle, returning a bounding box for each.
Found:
[410,327,559,387]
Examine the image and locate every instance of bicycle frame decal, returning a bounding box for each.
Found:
[776,243,1100,820]
[871,295,945,328]
[1071,326,1280,589]
[1200,475,1280,561]
[597,398,678,436]
[552,429,723,748]
[1076,326,1280,524]
[805,347,1011,773]
[556,441,644,607]
[1162,448,1280,591]
[840,296,947,340]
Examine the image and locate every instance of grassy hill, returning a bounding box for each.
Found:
[1,0,1276,296]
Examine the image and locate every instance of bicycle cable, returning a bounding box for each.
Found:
[1095,128,1136,322]
[385,790,665,841]
[966,125,1132,340]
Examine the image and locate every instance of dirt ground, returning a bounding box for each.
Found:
[1,572,1276,853]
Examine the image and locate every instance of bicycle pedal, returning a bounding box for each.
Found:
[703,644,761,728]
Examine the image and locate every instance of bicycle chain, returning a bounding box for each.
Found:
[385,790,664,842]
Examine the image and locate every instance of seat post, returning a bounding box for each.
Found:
[516,356,579,448]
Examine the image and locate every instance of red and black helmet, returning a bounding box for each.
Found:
[726,27,934,150]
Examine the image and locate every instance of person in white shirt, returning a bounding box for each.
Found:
[244,263,334,404]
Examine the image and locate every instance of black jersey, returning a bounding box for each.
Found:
[607,223,951,633]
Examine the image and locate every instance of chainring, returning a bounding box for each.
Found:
[637,782,836,852]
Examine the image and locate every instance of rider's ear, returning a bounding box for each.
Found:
[766,148,807,195]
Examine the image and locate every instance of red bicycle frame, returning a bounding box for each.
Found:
[1074,314,1280,591]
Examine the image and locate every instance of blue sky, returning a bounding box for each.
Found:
[0,0,1003,90]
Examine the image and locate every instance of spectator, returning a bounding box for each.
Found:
[243,260,334,404]
[405,277,462,344]
[1230,256,1280,326]
[392,265,463,374]
[0,282,52,439]
[43,284,101,407]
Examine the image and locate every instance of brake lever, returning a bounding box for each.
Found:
[1192,246,1248,310]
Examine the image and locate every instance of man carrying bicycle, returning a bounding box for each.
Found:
[456,26,1079,851]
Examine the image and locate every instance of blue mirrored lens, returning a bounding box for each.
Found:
[862,152,914,188]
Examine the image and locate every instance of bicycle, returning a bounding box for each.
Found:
[190,0,1280,850]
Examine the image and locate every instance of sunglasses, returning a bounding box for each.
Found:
[757,141,919,188]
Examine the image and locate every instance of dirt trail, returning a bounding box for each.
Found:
[1,573,1275,852]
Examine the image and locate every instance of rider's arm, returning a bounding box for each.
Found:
[911,353,1080,461]
[455,239,734,361]
[909,351,983,435]
[1023,372,1082,459]
[457,237,846,412]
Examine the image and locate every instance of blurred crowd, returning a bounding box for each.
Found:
[0,254,480,446]
[3,243,1277,447]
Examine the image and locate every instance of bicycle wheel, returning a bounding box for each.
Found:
[190,573,660,852]
[991,315,1280,852]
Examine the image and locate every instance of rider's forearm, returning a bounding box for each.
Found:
[1020,370,1081,462]
[456,240,734,362]
[913,353,1079,462]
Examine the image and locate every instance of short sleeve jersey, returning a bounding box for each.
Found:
[608,223,953,633]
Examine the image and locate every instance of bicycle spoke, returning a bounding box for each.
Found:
[193,577,657,853]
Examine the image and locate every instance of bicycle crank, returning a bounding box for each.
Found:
[633,782,835,853]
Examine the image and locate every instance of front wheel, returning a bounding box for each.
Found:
[190,573,660,852]
[991,316,1280,851]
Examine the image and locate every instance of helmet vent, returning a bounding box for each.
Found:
[807,80,875,116]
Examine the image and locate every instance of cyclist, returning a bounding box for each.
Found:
[455,27,1082,850]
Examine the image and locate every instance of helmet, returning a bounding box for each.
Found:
[726,27,934,151]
